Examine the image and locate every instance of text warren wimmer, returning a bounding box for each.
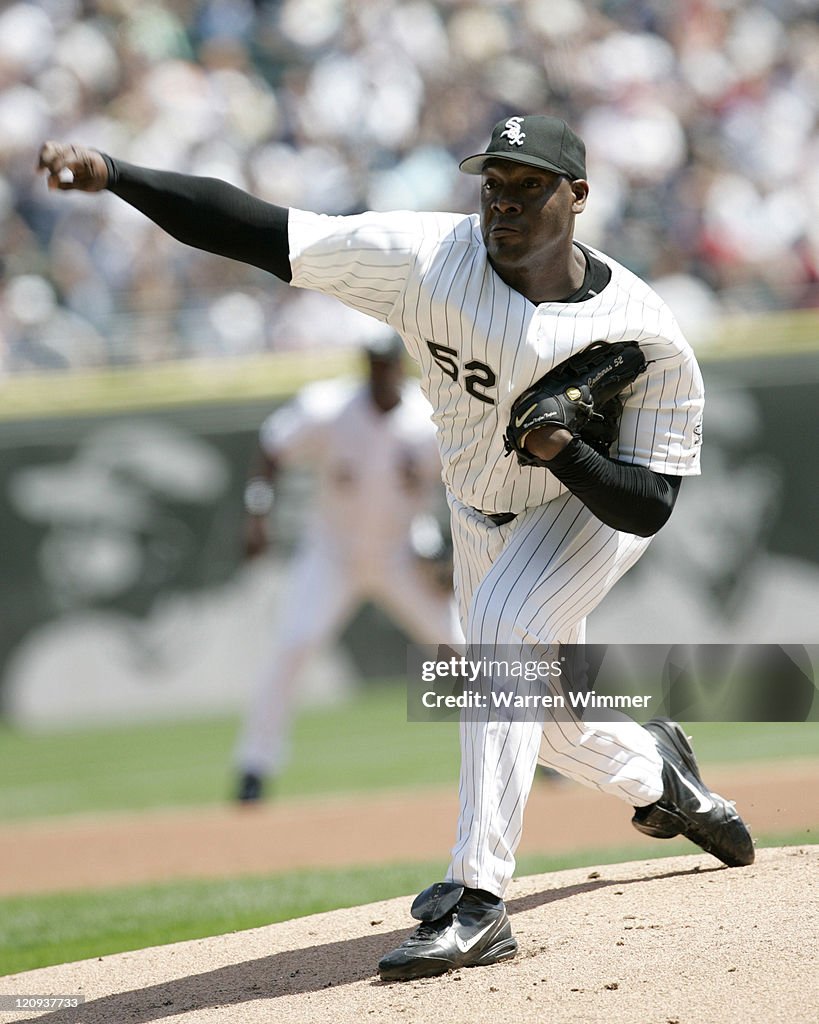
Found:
[419,654,653,711]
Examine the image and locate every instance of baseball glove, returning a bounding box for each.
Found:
[504,340,648,467]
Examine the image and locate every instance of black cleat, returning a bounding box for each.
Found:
[236,772,264,803]
[632,718,754,867]
[378,881,517,982]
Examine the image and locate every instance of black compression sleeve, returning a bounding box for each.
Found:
[544,437,681,537]
[102,155,292,282]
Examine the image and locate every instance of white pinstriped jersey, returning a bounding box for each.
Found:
[288,209,704,515]
[259,378,442,561]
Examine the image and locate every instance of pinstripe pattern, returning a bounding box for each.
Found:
[287,206,700,896]
[289,211,704,514]
[447,493,662,894]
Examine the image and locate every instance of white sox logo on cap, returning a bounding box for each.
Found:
[500,117,525,146]
[459,114,587,178]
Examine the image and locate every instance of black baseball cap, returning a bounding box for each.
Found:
[459,115,587,180]
[363,331,404,361]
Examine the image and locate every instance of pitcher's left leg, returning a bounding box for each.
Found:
[448,494,655,897]
[379,495,654,982]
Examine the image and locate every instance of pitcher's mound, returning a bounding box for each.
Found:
[3,846,816,1024]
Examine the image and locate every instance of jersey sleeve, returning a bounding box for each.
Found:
[287,209,430,323]
[614,339,704,476]
[258,380,349,463]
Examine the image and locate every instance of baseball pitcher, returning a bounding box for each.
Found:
[38,114,753,982]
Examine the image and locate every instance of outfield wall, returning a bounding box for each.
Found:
[0,324,817,729]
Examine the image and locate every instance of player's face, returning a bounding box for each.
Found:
[368,354,403,411]
[479,160,587,273]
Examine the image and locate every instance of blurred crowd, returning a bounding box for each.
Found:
[1,0,818,373]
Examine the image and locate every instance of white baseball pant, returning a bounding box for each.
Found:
[446,491,665,896]
[235,536,463,776]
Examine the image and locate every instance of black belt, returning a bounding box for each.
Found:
[479,510,518,527]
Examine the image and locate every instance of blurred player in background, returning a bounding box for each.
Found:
[234,333,464,801]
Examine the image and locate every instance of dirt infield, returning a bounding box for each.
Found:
[0,757,814,901]
[0,759,817,897]
[1,846,816,1024]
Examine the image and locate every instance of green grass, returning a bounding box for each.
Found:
[0,684,816,822]
[0,860,444,977]
[1,831,811,977]
[0,683,458,821]
[655,720,819,763]
[1,691,814,975]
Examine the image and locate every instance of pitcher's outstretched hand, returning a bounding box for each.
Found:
[37,142,109,192]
